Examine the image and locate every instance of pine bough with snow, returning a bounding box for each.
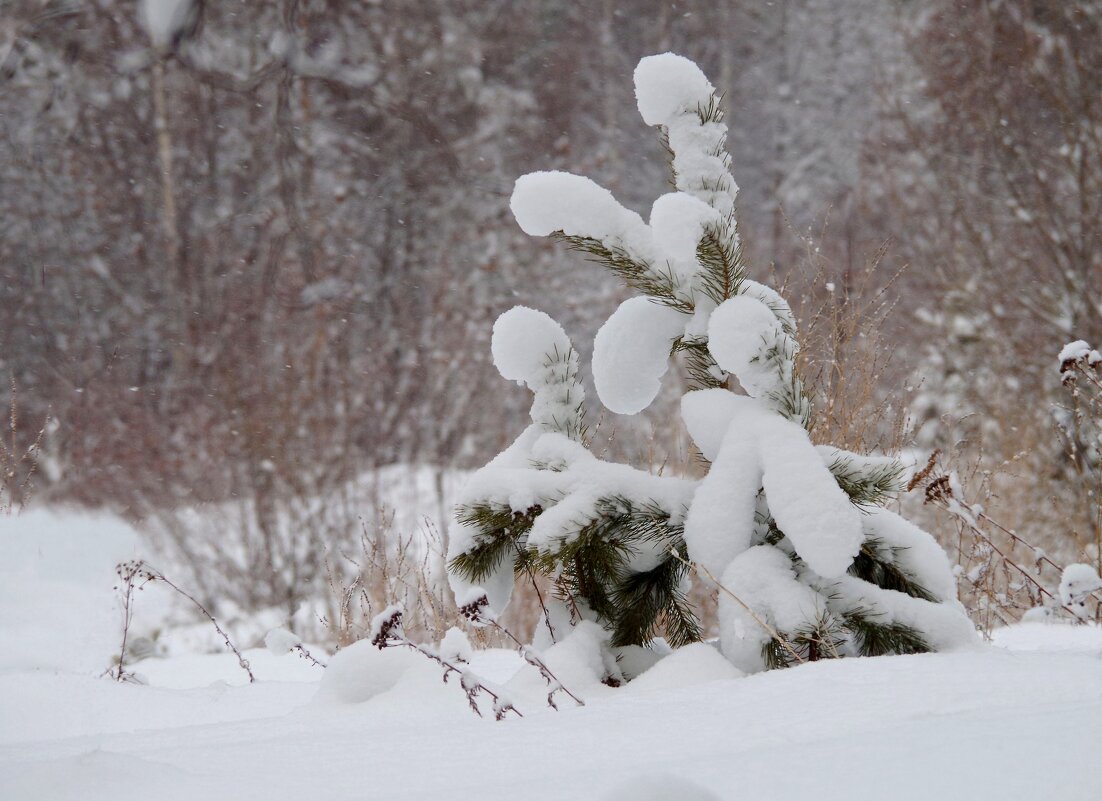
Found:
[448,53,975,675]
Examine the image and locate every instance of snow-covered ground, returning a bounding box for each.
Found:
[2,511,1101,800]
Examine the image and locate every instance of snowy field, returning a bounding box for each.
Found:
[2,510,1101,800]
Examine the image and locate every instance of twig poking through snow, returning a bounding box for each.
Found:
[459,592,585,709]
[265,628,328,668]
[369,605,522,720]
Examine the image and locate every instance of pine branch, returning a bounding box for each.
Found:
[757,335,812,428]
[533,343,587,442]
[842,607,930,657]
[761,611,846,668]
[695,225,745,305]
[848,538,938,602]
[609,553,700,648]
[449,503,541,583]
[535,496,699,648]
[554,233,694,312]
[672,336,726,391]
[827,454,905,507]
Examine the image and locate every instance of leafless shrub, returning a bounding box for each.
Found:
[913,450,1102,634]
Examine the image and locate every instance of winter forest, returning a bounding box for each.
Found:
[2,2,1101,800]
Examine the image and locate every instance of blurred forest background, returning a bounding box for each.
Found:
[1,0,1099,629]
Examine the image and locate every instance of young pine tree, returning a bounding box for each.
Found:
[448,53,975,674]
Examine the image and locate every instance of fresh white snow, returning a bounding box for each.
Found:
[2,510,1101,800]
[2,629,1100,800]
[592,297,686,415]
[138,0,195,49]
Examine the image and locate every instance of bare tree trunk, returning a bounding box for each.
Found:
[151,59,185,319]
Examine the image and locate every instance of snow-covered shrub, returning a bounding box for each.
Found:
[448,53,975,673]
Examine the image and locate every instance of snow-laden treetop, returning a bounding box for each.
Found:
[633,53,716,126]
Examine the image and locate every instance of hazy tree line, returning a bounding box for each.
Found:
[1,1,1098,614]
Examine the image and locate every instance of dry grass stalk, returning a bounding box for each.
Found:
[111,559,255,683]
[0,376,50,515]
[322,514,454,647]
[785,231,911,455]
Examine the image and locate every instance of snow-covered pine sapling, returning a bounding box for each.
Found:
[369,604,520,720]
[449,53,975,674]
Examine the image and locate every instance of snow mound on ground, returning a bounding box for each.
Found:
[5,643,1102,800]
[264,628,301,655]
[506,620,615,705]
[613,640,672,681]
[0,510,148,674]
[603,773,720,801]
[992,622,1102,655]
[0,669,317,744]
[132,647,323,689]
[439,627,473,664]
[312,640,420,705]
[625,642,743,694]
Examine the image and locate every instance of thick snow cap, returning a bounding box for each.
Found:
[491,306,571,387]
[649,192,719,264]
[634,53,716,127]
[139,0,196,49]
[593,297,686,415]
[511,171,638,239]
[707,295,786,398]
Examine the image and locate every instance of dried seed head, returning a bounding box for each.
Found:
[458,592,491,623]
[924,474,952,504]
